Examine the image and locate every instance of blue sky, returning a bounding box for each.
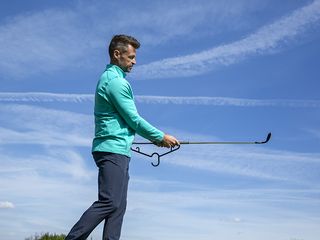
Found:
[1,0,320,239]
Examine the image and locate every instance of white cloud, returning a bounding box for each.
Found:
[0,149,96,239]
[132,129,320,185]
[0,148,94,182]
[0,104,92,146]
[171,146,320,183]
[0,201,14,209]
[123,179,320,240]
[132,0,320,79]
[0,102,319,186]
[0,102,319,185]
[304,128,320,139]
[46,148,95,180]
[0,0,296,80]
[0,7,101,78]
[0,100,319,239]
[0,101,319,239]
[0,0,264,79]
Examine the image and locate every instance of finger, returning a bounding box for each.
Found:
[172,139,179,146]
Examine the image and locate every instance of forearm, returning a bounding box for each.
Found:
[135,117,164,142]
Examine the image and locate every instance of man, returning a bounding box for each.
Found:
[65,35,179,240]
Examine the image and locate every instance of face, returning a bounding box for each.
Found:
[113,44,137,73]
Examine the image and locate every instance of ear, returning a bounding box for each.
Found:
[113,49,121,60]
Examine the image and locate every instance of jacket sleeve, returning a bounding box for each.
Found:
[106,78,164,142]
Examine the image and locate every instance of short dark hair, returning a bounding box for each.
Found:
[108,34,140,58]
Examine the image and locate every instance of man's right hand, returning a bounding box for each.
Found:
[158,134,180,148]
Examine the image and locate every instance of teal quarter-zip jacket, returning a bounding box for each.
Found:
[92,64,164,157]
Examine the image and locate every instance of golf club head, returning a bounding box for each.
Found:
[256,132,272,144]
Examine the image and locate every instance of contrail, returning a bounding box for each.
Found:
[132,0,320,79]
[135,95,320,108]
[1,92,320,108]
[0,92,94,103]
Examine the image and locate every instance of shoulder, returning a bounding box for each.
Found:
[101,76,132,98]
[98,69,125,87]
[108,76,130,90]
[97,66,132,95]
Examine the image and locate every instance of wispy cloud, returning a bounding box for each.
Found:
[304,128,320,139]
[2,0,318,81]
[0,201,14,209]
[176,146,320,183]
[0,103,92,146]
[0,148,96,239]
[0,7,101,78]
[132,139,320,184]
[124,179,320,240]
[0,148,94,180]
[132,0,320,79]
[1,103,319,239]
[133,125,320,185]
[1,102,319,185]
[0,0,261,79]
[1,92,320,108]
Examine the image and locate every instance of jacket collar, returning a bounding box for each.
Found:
[106,64,126,78]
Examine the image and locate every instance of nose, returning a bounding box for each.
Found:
[132,58,136,65]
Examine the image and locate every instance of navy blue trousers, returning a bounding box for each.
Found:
[65,152,130,240]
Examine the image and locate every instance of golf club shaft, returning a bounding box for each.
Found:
[133,132,271,145]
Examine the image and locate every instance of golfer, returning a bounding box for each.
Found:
[65,35,179,240]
